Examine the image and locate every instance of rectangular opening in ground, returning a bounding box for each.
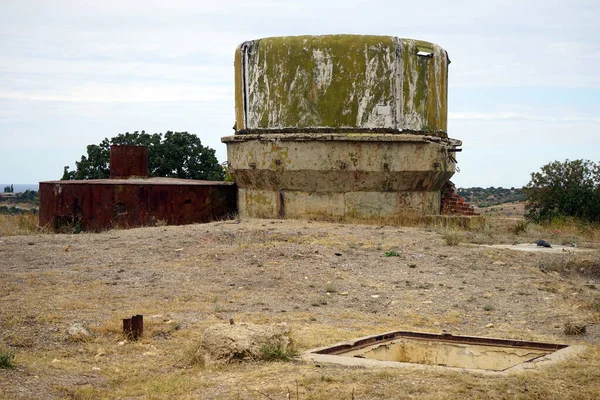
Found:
[313,331,568,371]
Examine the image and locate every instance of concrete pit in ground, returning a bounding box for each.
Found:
[303,330,585,375]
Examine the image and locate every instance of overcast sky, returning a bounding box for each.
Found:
[1,0,598,187]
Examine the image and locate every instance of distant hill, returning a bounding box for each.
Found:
[457,187,525,207]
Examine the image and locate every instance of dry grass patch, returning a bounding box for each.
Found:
[1,218,600,399]
[0,213,42,236]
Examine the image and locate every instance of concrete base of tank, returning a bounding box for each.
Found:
[222,133,459,220]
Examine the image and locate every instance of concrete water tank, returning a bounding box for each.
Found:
[222,35,461,220]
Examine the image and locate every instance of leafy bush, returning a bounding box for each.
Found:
[524,159,600,224]
[62,131,224,181]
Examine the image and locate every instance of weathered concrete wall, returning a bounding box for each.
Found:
[225,35,459,221]
[234,35,449,134]
[223,133,455,219]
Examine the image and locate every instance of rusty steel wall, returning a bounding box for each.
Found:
[110,145,148,178]
[39,179,237,232]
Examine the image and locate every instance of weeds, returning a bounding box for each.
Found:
[512,220,529,235]
[442,230,462,246]
[0,349,15,369]
[0,213,41,236]
[259,342,298,362]
[483,304,494,312]
[564,322,587,336]
[384,250,400,257]
[325,283,337,293]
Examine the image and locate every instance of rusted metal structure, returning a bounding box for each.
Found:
[39,145,236,231]
[123,315,144,340]
[222,35,462,220]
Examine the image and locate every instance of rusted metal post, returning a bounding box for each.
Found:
[123,314,143,340]
[132,314,143,338]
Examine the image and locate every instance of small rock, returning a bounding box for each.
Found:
[174,248,184,252]
[95,347,106,358]
[334,252,342,256]
[492,261,506,266]
[485,323,494,328]
[51,358,60,363]
[66,322,92,341]
[92,367,101,371]
[339,291,349,296]
[371,295,380,298]
[117,341,126,346]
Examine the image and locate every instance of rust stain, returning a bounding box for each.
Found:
[39,179,236,232]
[110,145,148,178]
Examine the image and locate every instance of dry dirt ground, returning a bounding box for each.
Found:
[1,218,600,399]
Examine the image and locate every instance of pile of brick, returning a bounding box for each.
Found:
[441,181,479,216]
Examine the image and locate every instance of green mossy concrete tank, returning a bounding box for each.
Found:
[222,35,461,220]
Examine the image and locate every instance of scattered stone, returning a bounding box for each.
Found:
[371,295,380,298]
[339,291,349,296]
[95,348,106,358]
[51,358,60,363]
[492,261,506,266]
[197,322,291,365]
[485,323,494,328]
[335,252,342,256]
[535,240,552,248]
[66,322,92,341]
[117,341,126,346]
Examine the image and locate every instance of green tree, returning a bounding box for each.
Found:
[3,184,13,193]
[62,131,224,181]
[524,159,600,223]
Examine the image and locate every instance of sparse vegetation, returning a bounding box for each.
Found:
[564,322,587,336]
[512,220,529,235]
[1,218,600,398]
[458,186,524,207]
[259,341,298,362]
[0,349,15,369]
[442,229,463,246]
[0,213,41,236]
[384,250,400,257]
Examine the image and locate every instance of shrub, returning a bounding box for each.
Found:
[512,220,529,235]
[259,342,298,362]
[442,230,462,246]
[524,159,600,224]
[0,349,15,369]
